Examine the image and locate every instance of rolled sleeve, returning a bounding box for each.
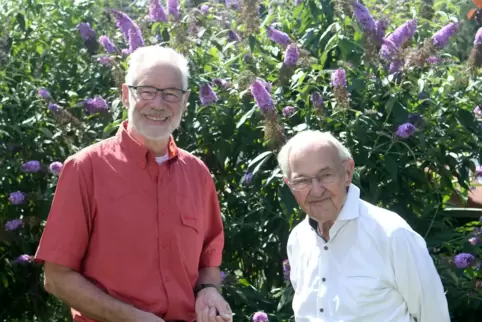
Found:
[390,228,450,322]
[34,155,93,272]
[199,175,224,269]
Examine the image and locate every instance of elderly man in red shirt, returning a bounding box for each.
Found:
[34,45,231,322]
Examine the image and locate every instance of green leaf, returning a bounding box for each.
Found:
[236,106,256,128]
[248,151,272,168]
[39,127,54,139]
[16,13,25,32]
[384,155,398,183]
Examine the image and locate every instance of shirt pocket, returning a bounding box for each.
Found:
[177,199,204,278]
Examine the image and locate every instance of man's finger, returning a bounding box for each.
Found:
[209,306,217,322]
[215,302,232,320]
[216,316,227,322]
[201,306,210,322]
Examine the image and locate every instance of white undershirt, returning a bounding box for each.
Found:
[287,184,450,322]
[155,153,169,165]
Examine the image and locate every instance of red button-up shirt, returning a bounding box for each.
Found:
[35,120,224,321]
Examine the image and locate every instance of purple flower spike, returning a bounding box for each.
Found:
[49,161,63,175]
[84,96,109,114]
[213,78,229,88]
[426,56,440,65]
[128,26,145,53]
[432,22,458,49]
[395,123,416,138]
[331,69,347,88]
[380,38,398,60]
[388,60,403,74]
[282,259,291,280]
[226,0,240,10]
[228,30,241,42]
[469,236,480,246]
[200,4,210,14]
[242,172,253,185]
[38,88,51,99]
[282,106,296,117]
[284,44,299,66]
[77,22,96,41]
[220,271,226,281]
[99,35,117,53]
[48,103,61,112]
[149,0,168,22]
[21,160,41,173]
[5,218,22,231]
[110,10,144,52]
[9,191,25,205]
[352,1,376,32]
[311,92,324,109]
[253,312,269,322]
[250,80,275,114]
[167,0,180,19]
[97,56,113,65]
[375,19,389,42]
[453,253,475,268]
[267,26,291,47]
[295,0,303,6]
[387,19,417,48]
[14,254,32,264]
[199,84,218,105]
[474,106,482,117]
[475,27,482,46]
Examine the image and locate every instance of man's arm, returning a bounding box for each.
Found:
[196,266,222,289]
[390,228,451,322]
[44,262,161,322]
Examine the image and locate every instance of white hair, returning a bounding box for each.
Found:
[277,130,353,179]
[125,45,190,90]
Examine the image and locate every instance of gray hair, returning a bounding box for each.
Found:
[277,130,353,178]
[125,45,190,90]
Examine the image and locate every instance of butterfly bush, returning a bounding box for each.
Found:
[3,0,482,318]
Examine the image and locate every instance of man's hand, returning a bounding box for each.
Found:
[195,287,232,322]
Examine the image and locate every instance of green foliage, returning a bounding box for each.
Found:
[1,0,482,321]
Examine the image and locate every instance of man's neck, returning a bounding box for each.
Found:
[127,124,169,157]
[318,220,334,241]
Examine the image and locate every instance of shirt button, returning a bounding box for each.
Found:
[324,246,328,250]
[319,308,324,313]
[322,277,326,282]
[162,243,168,249]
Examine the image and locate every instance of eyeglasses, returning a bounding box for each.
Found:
[288,163,345,191]
[128,85,187,103]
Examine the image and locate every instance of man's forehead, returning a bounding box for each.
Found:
[135,63,182,87]
[289,141,338,175]
[290,141,337,161]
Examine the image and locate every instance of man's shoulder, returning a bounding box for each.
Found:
[177,148,212,174]
[359,200,414,236]
[65,136,118,166]
[288,217,310,244]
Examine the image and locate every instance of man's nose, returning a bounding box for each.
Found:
[309,178,326,196]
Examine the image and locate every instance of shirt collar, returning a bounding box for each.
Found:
[308,183,360,230]
[116,120,179,168]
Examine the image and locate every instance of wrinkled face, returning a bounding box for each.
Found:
[121,63,189,141]
[286,142,354,223]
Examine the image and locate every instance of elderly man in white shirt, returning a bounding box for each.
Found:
[277,130,451,322]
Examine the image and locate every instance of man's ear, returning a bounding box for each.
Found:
[344,159,355,186]
[121,84,129,108]
[181,91,191,114]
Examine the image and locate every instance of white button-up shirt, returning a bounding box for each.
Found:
[287,184,450,322]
